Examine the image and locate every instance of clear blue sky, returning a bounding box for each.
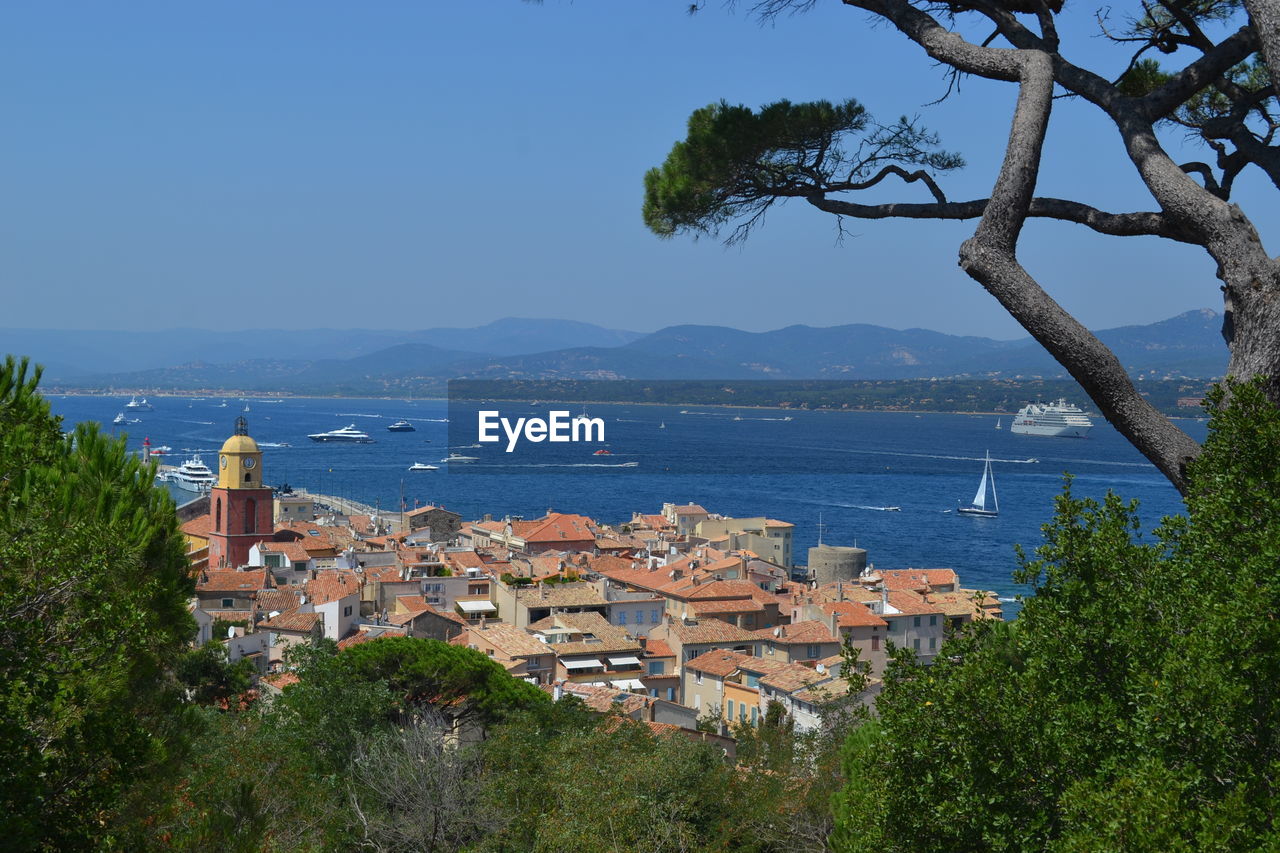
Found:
[1,2,1262,338]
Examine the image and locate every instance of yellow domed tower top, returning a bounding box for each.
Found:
[217,416,264,489]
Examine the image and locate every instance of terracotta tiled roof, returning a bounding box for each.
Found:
[259,609,321,632]
[181,515,214,538]
[337,630,377,650]
[881,568,959,592]
[257,540,313,564]
[464,623,550,658]
[520,513,600,544]
[256,588,303,614]
[442,550,485,570]
[364,564,403,584]
[927,590,1003,620]
[264,672,299,690]
[821,600,888,628]
[395,594,431,614]
[551,682,650,715]
[689,598,764,614]
[643,639,674,658]
[885,589,945,617]
[306,570,361,606]
[759,662,833,694]
[513,583,607,608]
[666,619,761,645]
[197,569,268,593]
[685,649,753,677]
[407,504,457,517]
[759,620,837,645]
[672,505,708,516]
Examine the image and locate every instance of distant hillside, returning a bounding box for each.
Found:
[0,317,642,382]
[28,310,1227,394]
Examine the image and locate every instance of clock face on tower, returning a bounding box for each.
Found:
[220,455,228,469]
[243,457,256,469]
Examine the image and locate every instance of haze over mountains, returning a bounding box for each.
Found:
[4,310,1226,394]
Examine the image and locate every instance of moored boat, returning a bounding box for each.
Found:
[167,455,218,493]
[387,419,416,432]
[307,424,375,443]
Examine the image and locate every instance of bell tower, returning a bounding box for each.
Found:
[207,417,274,569]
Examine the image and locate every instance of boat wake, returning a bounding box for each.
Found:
[485,461,640,469]
[337,413,385,419]
[792,446,1039,465]
[182,420,215,426]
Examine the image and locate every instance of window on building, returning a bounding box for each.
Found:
[215,498,222,533]
[696,671,703,684]
[727,699,735,719]
[647,661,664,675]
[929,614,938,626]
[343,605,352,617]
[913,615,921,627]
[806,644,820,659]
[751,706,759,725]
[871,635,880,651]
[617,611,627,625]
[245,499,257,534]
[929,636,937,651]
[913,638,921,651]
[740,704,747,722]
[667,687,675,701]
[651,609,661,623]
[221,598,233,608]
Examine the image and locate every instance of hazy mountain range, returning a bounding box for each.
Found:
[2,310,1227,394]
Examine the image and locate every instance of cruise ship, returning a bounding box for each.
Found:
[1010,399,1094,438]
[307,424,375,443]
[165,455,218,492]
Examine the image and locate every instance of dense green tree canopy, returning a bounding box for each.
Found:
[0,356,195,850]
[831,382,1280,850]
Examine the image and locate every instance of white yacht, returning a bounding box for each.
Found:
[112,412,126,425]
[167,455,218,493]
[124,396,153,411]
[408,462,439,471]
[441,453,479,463]
[307,424,375,443]
[1010,399,1094,438]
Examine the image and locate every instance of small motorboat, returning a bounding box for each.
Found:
[408,462,439,471]
[441,453,479,463]
[387,419,416,432]
[593,449,612,456]
[112,413,126,425]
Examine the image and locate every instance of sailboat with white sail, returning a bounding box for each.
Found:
[957,450,999,517]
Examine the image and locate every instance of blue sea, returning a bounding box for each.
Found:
[47,394,1205,609]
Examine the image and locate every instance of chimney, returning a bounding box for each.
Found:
[480,615,487,630]
[881,584,889,606]
[829,610,839,639]
[553,680,564,701]
[837,580,844,601]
